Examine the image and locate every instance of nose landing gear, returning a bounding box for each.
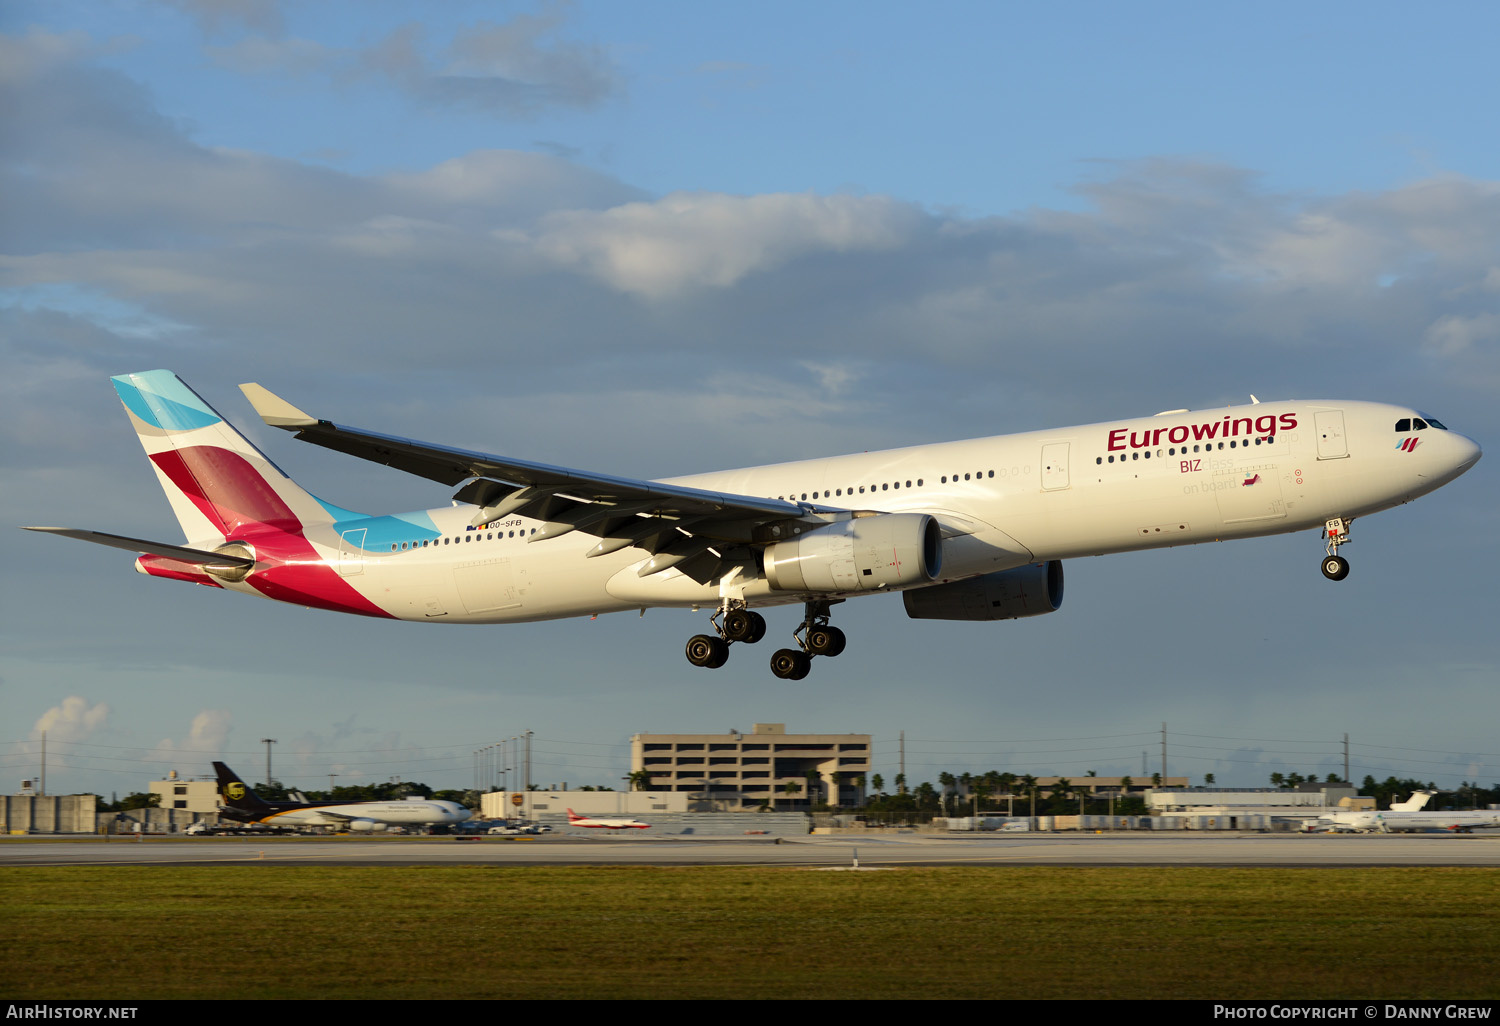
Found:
[1321,518,1352,581]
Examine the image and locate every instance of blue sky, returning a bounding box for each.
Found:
[2,1,1496,800]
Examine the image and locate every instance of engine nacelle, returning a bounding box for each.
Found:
[764,513,942,593]
[902,561,1064,621]
[346,819,387,832]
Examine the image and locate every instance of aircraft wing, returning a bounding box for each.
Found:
[308,810,358,824]
[240,383,815,583]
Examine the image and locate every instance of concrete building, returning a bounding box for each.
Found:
[2,793,97,834]
[1147,783,1357,827]
[150,770,220,814]
[481,789,688,820]
[632,723,871,811]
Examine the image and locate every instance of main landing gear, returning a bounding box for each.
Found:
[684,602,767,670]
[769,600,846,681]
[683,598,848,679]
[1321,517,1352,581]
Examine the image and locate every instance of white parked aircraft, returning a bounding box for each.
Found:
[213,762,471,832]
[566,808,651,830]
[24,371,1481,678]
[1316,791,1500,833]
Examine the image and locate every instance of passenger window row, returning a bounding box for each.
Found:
[389,528,537,552]
[1094,435,1277,464]
[776,477,934,502]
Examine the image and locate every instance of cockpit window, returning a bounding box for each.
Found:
[1395,418,1411,432]
[1425,417,1448,430]
[1413,418,1428,430]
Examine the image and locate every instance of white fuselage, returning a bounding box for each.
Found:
[253,800,471,829]
[1318,809,1500,832]
[199,399,1482,623]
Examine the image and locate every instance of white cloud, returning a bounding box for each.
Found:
[1422,313,1500,356]
[33,696,110,740]
[152,709,232,759]
[192,10,622,119]
[162,0,285,38]
[534,192,927,298]
[205,34,327,76]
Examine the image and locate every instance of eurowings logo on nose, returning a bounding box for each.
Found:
[1397,437,1421,452]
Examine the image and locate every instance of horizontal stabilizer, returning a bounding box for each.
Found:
[22,527,255,568]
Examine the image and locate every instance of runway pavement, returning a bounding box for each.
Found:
[5,831,1499,867]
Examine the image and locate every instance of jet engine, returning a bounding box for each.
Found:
[763,513,942,593]
[902,560,1064,621]
[345,819,388,832]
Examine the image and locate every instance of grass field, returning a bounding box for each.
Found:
[4,865,1497,1000]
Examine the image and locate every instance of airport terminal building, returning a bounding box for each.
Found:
[632,723,871,811]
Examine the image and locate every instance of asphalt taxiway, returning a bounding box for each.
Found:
[5,832,1498,867]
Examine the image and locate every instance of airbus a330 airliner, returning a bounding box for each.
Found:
[25,371,1480,679]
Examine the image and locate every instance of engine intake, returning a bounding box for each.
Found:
[764,514,942,593]
[903,561,1064,621]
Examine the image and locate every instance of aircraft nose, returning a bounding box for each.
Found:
[1446,431,1482,478]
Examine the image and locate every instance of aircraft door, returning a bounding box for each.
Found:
[1041,443,1070,490]
[338,528,366,577]
[1315,410,1348,460]
[453,557,522,613]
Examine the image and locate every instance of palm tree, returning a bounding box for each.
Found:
[972,781,994,816]
[805,769,822,808]
[909,781,928,809]
[780,779,802,810]
[1020,774,1039,823]
[998,773,1017,816]
[1053,778,1072,818]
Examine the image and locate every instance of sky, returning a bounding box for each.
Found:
[2,0,1497,801]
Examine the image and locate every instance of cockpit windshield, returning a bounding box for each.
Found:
[1396,414,1448,431]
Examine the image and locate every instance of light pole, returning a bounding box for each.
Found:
[261,738,277,790]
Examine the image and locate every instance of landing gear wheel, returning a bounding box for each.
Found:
[1321,555,1350,581]
[770,648,812,680]
[722,609,766,644]
[723,610,752,642]
[806,625,846,657]
[686,634,730,668]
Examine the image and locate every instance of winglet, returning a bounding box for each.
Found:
[239,382,317,429]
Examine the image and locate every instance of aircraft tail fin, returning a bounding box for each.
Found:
[111,370,337,546]
[1391,790,1436,811]
[213,761,277,818]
